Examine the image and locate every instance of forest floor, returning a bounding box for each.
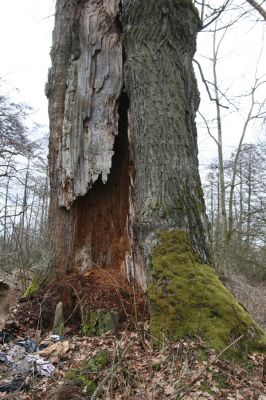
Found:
[0,270,265,399]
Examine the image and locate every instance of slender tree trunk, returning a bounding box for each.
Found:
[246,151,253,247]
[238,158,243,251]
[47,0,209,289]
[228,89,255,243]
[3,176,11,246]
[212,30,227,276]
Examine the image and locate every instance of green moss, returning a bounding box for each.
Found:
[65,370,96,394]
[23,277,40,298]
[200,381,213,394]
[83,349,110,373]
[82,309,120,336]
[196,349,209,362]
[66,349,110,394]
[199,374,228,393]
[212,372,228,389]
[253,332,266,351]
[148,231,265,356]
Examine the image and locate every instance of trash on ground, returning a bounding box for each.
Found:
[15,338,37,353]
[26,354,55,377]
[0,376,28,393]
[49,334,64,342]
[0,331,12,344]
[0,345,55,379]
[0,352,8,363]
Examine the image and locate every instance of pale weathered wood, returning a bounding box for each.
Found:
[47,0,126,274]
[52,0,122,208]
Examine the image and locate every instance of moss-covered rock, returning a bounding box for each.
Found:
[82,309,120,336]
[148,231,266,355]
[66,349,110,394]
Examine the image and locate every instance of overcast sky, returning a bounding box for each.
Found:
[0,0,55,128]
[0,1,265,169]
[196,2,266,170]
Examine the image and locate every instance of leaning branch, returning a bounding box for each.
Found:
[193,59,229,109]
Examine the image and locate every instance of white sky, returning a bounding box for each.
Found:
[0,0,55,128]
[0,1,265,169]
[196,3,266,171]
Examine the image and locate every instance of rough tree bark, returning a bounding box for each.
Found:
[47,0,209,289]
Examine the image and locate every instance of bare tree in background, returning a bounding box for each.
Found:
[0,81,50,289]
[194,0,266,275]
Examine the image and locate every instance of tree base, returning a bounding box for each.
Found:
[148,231,266,356]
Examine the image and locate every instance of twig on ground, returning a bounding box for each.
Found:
[172,334,244,398]
[91,343,130,400]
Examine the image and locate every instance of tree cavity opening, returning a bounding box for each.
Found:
[72,91,131,273]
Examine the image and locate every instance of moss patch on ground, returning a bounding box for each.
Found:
[66,349,110,394]
[148,231,266,356]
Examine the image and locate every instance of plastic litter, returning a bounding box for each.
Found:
[39,343,49,350]
[0,331,12,344]
[0,377,28,393]
[49,334,64,342]
[26,354,55,377]
[0,345,55,378]
[0,352,8,363]
[15,338,37,353]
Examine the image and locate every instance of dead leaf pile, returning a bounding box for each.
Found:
[0,325,263,400]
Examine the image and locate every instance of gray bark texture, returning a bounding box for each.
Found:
[47,0,210,289]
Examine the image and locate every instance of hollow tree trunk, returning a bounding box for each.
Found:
[47,0,210,289]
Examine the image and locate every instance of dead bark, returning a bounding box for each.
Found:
[47,0,128,275]
[48,0,210,288]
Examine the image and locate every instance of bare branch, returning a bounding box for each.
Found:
[193,59,229,109]
[245,0,266,20]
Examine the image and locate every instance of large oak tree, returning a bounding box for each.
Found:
[47,0,265,350]
[47,0,209,286]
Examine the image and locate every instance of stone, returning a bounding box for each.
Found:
[82,309,120,336]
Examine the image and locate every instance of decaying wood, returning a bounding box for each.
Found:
[48,0,122,209]
[48,0,210,288]
[48,0,129,275]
